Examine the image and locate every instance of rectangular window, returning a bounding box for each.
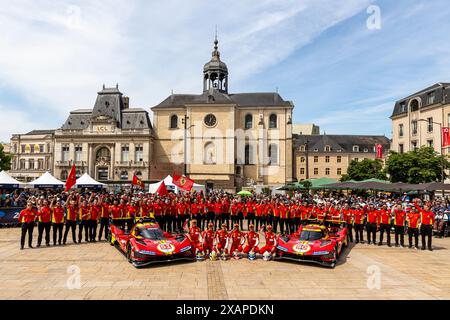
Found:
[21,145,25,153]
[300,168,305,175]
[62,145,70,162]
[121,144,129,162]
[325,168,330,176]
[411,120,418,135]
[20,159,25,169]
[75,145,82,162]
[354,158,359,162]
[313,168,318,175]
[135,144,144,162]
[427,117,433,133]
[400,102,406,113]
[39,144,44,153]
[38,159,44,170]
[427,91,436,105]
[427,139,433,148]
[337,156,342,163]
[313,156,318,163]
[399,124,404,137]
[337,168,342,175]
[399,144,404,153]
[325,156,330,163]
[300,157,306,163]
[412,141,418,151]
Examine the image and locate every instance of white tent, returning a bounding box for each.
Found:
[75,173,106,189]
[28,171,65,188]
[149,175,205,194]
[0,170,24,188]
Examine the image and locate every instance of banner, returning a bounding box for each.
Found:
[172,174,194,192]
[376,144,383,159]
[442,127,450,147]
[0,207,24,227]
[65,165,77,192]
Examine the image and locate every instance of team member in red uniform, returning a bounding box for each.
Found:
[265,201,274,230]
[109,200,122,227]
[245,200,255,231]
[414,199,435,251]
[18,202,37,249]
[215,223,229,257]
[153,200,162,227]
[187,219,202,255]
[190,200,200,229]
[365,204,379,245]
[353,204,365,244]
[393,204,406,247]
[243,224,260,254]
[63,195,78,245]
[228,223,244,257]
[89,197,101,242]
[125,200,138,232]
[36,199,52,247]
[254,201,263,231]
[259,225,277,255]
[300,203,310,226]
[178,199,189,231]
[222,198,230,230]
[342,203,353,242]
[277,201,287,234]
[206,199,215,229]
[237,201,245,230]
[78,198,90,243]
[51,198,65,245]
[378,204,392,247]
[406,207,421,249]
[214,199,223,230]
[98,198,110,241]
[198,199,206,230]
[272,201,280,233]
[316,204,326,225]
[202,222,215,256]
[230,200,239,229]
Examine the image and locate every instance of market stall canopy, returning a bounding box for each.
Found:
[0,171,24,188]
[75,173,106,189]
[149,175,205,194]
[28,172,65,188]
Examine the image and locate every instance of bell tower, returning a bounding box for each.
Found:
[203,34,229,93]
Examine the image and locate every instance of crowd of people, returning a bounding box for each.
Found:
[13,189,449,253]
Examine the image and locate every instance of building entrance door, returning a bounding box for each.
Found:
[97,167,109,181]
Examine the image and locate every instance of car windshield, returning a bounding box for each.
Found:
[299,230,323,241]
[138,228,166,240]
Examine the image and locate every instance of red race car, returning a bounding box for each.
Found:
[275,224,348,268]
[109,218,195,268]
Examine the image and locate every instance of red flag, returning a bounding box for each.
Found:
[172,174,194,191]
[376,144,383,159]
[442,127,450,147]
[156,181,168,196]
[65,165,77,192]
[132,174,145,189]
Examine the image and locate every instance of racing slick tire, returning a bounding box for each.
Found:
[126,244,133,264]
[327,245,339,269]
[108,232,114,246]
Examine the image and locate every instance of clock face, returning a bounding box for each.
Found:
[204,114,217,127]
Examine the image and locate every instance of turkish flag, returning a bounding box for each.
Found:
[172,174,194,191]
[132,174,145,189]
[376,144,383,159]
[65,165,77,192]
[442,127,450,147]
[156,181,168,196]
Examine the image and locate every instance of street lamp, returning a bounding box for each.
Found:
[417,119,445,182]
[181,115,195,176]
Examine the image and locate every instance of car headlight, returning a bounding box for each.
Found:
[277,246,288,252]
[320,240,332,247]
[138,250,156,255]
[313,251,329,255]
[180,246,191,253]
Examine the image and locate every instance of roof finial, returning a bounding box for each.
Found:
[116,83,119,89]
[103,83,105,90]
[214,25,218,51]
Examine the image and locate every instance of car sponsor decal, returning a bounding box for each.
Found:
[293,241,311,254]
[157,241,175,254]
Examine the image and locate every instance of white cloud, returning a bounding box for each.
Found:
[0,0,371,141]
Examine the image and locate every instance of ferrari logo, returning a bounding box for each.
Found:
[180,177,186,186]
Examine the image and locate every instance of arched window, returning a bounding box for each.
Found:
[170,115,178,129]
[61,170,68,181]
[245,144,254,165]
[268,144,278,165]
[410,99,419,112]
[135,171,142,178]
[204,142,216,164]
[269,114,277,129]
[245,114,253,129]
[120,171,128,180]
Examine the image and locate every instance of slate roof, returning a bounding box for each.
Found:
[24,130,55,136]
[293,134,391,154]
[391,82,450,118]
[153,88,292,109]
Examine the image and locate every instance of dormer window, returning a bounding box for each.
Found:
[364,148,369,153]
[427,91,436,105]
[410,99,419,112]
[353,145,360,152]
[400,101,407,113]
[313,148,319,152]
[324,145,331,152]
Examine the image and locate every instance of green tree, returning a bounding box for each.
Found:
[385,146,449,183]
[341,158,387,182]
[0,144,11,171]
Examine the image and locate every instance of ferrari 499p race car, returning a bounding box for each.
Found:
[275,224,348,268]
[109,218,195,268]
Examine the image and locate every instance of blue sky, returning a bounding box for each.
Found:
[0,0,450,141]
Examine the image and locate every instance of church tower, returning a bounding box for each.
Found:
[203,35,228,93]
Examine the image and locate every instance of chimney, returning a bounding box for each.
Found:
[123,96,130,109]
